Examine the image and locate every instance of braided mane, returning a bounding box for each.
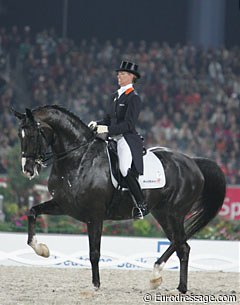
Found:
[33,104,87,126]
[32,104,93,141]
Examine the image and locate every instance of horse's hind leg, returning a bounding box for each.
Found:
[150,210,176,289]
[151,210,190,293]
[150,244,175,289]
[175,241,190,293]
[27,199,63,257]
[169,215,190,293]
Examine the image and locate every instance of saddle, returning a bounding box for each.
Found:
[107,139,166,190]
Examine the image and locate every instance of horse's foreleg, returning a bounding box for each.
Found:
[27,209,50,257]
[87,220,103,290]
[27,199,63,257]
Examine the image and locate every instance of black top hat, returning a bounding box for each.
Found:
[116,61,141,79]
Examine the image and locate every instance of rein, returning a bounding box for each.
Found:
[41,141,91,166]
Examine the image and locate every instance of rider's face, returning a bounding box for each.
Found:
[117,71,134,87]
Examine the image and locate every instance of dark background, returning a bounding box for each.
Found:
[0,0,239,47]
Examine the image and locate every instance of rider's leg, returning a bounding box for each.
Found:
[125,169,148,219]
[117,137,148,219]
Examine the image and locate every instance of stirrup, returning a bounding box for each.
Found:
[132,207,144,220]
[139,204,149,217]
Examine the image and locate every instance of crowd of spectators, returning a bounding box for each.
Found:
[0,26,240,184]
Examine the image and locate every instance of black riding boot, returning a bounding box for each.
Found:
[125,169,149,220]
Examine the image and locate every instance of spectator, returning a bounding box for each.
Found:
[0,27,239,184]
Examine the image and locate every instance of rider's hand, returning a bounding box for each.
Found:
[97,125,108,134]
[88,121,97,130]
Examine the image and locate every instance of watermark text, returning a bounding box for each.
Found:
[143,292,237,303]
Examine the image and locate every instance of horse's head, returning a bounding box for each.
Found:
[12,108,52,179]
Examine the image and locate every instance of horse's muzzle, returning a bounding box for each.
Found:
[22,158,41,179]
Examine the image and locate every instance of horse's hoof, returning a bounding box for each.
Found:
[150,276,162,290]
[150,263,164,289]
[29,236,50,258]
[36,243,50,258]
[93,282,100,291]
[177,285,187,294]
[169,288,183,295]
[93,286,99,291]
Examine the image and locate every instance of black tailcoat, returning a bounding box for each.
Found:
[98,88,143,175]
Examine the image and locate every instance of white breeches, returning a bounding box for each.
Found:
[117,137,132,177]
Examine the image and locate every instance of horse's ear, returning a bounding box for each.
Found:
[26,108,35,122]
[10,106,25,120]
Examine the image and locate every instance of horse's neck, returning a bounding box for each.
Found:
[37,109,92,150]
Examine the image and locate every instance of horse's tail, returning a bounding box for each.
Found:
[184,158,226,239]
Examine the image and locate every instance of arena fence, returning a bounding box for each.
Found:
[0,233,239,272]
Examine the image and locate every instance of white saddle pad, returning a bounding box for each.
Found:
[108,148,166,189]
[139,149,166,189]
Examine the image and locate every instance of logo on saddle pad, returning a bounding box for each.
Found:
[107,147,166,189]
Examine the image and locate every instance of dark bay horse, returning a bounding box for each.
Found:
[12,105,226,293]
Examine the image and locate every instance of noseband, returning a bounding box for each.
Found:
[21,123,48,164]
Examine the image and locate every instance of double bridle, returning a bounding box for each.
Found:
[21,123,46,161]
[22,123,92,167]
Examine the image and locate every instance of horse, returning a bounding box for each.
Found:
[12,105,226,293]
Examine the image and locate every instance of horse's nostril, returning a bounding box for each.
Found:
[24,161,35,177]
[24,168,34,177]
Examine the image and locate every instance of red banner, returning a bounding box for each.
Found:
[219,185,240,220]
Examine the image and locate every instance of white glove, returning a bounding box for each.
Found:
[97,125,108,134]
[88,121,97,130]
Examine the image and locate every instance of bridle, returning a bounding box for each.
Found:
[21,123,47,161]
[21,122,92,167]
